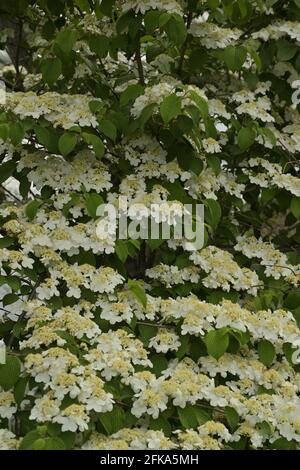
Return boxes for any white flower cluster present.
[121,0,183,15]
[231,89,274,123]
[146,263,200,287]
[252,21,300,42]
[148,328,181,353]
[235,234,300,281]
[245,158,300,197]
[190,246,259,294]
[5,92,101,129]
[0,389,17,419]
[189,21,242,49]
[131,82,175,118]
[84,329,152,381]
[17,150,112,194]
[160,296,300,348]
[0,429,19,450]
[83,428,176,450]
[187,168,245,200]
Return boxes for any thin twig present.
[7,277,42,348]
[135,42,145,86]
[0,184,21,202]
[177,11,193,76]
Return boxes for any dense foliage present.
[0,0,300,451]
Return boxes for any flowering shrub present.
[0,0,300,451]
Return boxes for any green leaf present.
[98,407,125,435]
[59,133,77,156]
[223,45,247,71]
[41,58,62,85]
[205,199,222,229]
[207,155,221,175]
[128,279,147,308]
[189,91,209,119]
[271,437,297,450]
[25,200,42,221]
[144,10,161,33]
[43,437,66,450]
[0,355,21,390]
[0,124,9,140]
[99,0,116,16]
[291,198,300,219]
[163,15,187,45]
[3,293,19,306]
[160,94,181,124]
[35,126,59,153]
[0,160,15,184]
[19,431,43,450]
[284,292,300,310]
[0,237,14,248]
[14,378,28,406]
[139,103,156,129]
[115,240,128,263]
[99,119,117,141]
[178,404,210,429]
[138,324,157,345]
[56,29,77,54]
[204,329,229,360]
[149,416,172,436]
[85,193,104,218]
[9,122,25,145]
[237,127,256,151]
[225,406,239,431]
[5,276,21,292]
[82,133,105,158]
[277,39,298,61]
[120,84,144,107]
[257,340,275,367]
[88,35,109,58]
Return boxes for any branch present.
[0,184,21,202]
[135,42,145,86]
[177,11,193,76]
[14,19,23,89]
[7,277,43,348]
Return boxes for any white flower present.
[53,404,89,432]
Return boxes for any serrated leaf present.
[205,199,222,229]
[160,94,181,124]
[25,200,42,221]
[128,279,147,307]
[189,91,209,119]
[291,198,300,219]
[41,58,62,85]
[14,377,28,406]
[56,29,77,54]
[99,119,117,141]
[205,329,229,360]
[225,406,239,431]
[59,133,77,156]
[85,193,104,218]
[223,45,247,71]
[237,127,255,151]
[88,35,109,58]
[99,407,125,435]
[0,160,15,184]
[115,240,128,263]
[120,84,144,107]
[0,355,21,390]
[82,133,105,158]
[257,340,275,367]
